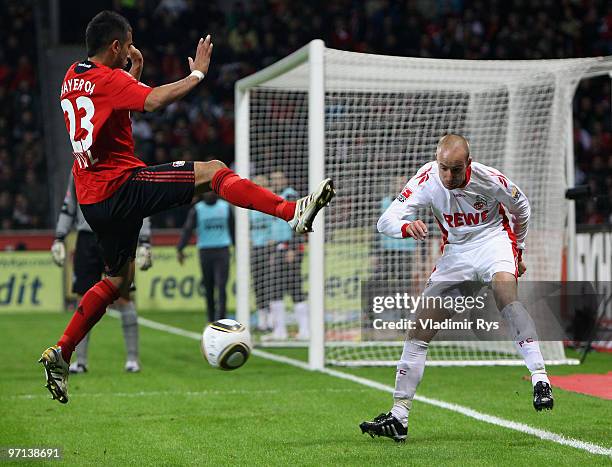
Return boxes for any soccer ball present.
[201,319,251,370]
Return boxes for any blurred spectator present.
[1,0,609,228]
[0,1,47,229]
[0,191,13,226]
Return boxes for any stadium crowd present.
[0,2,47,229]
[1,0,610,229]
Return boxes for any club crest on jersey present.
[511,186,521,200]
[473,195,488,211]
[397,187,412,203]
[172,161,186,168]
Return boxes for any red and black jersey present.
[59,60,153,204]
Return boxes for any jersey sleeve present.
[55,173,77,239]
[107,69,153,112]
[489,170,531,251]
[377,163,432,239]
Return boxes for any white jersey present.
[377,161,530,253]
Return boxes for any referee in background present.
[177,191,234,323]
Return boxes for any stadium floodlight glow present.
[236,42,612,369]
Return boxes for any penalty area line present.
[120,313,612,458]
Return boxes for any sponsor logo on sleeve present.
[397,187,412,203]
[488,169,509,188]
[172,161,186,168]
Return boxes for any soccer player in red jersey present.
[39,11,335,404]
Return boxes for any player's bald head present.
[436,134,470,165]
[436,134,472,190]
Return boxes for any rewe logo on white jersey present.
[443,210,489,227]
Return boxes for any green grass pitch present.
[1,310,610,466]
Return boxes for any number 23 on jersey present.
[61,96,99,168]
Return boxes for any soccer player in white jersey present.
[360,134,553,443]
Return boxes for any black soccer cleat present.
[359,412,407,443]
[533,381,554,411]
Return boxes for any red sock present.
[211,168,296,221]
[57,278,119,362]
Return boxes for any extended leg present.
[68,293,90,374]
[39,260,133,404]
[194,160,335,233]
[360,302,448,442]
[493,272,553,411]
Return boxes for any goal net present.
[236,40,610,367]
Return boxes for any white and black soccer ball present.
[201,319,251,370]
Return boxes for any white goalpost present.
[235,40,612,369]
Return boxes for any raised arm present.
[144,35,213,112]
[127,45,143,81]
[377,164,432,240]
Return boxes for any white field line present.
[110,313,611,458]
[12,387,369,400]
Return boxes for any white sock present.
[294,301,309,339]
[112,300,139,362]
[500,301,549,386]
[391,339,429,426]
[257,308,269,330]
[269,300,287,339]
[75,332,90,366]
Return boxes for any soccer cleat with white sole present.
[124,360,141,373]
[38,345,69,404]
[288,178,335,234]
[359,412,407,443]
[533,381,554,411]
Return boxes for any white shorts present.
[429,236,517,284]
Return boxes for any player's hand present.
[51,239,65,267]
[136,243,152,271]
[518,261,526,277]
[128,45,143,65]
[405,220,428,241]
[177,249,185,265]
[188,35,213,75]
